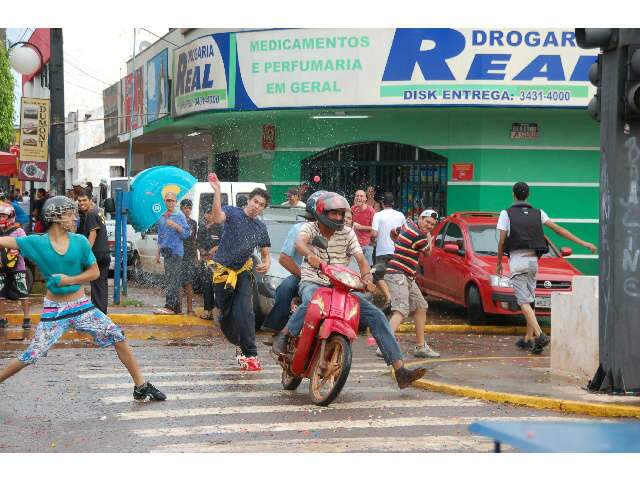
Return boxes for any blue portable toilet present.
[128,166,197,232]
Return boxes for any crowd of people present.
[0,174,599,400]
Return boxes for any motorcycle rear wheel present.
[309,334,352,406]
[281,367,303,390]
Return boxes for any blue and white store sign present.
[233,28,599,109]
[172,34,232,117]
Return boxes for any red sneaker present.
[242,356,263,372]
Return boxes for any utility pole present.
[49,28,65,195]
[576,28,640,394]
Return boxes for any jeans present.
[214,271,257,357]
[199,263,216,311]
[362,245,374,266]
[163,253,183,313]
[286,281,403,366]
[263,274,300,331]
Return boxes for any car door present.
[438,221,468,303]
[419,222,447,297]
[137,224,163,274]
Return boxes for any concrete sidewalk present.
[398,332,640,419]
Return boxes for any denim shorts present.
[19,297,126,364]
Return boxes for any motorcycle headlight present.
[490,275,512,288]
[263,275,283,291]
[331,269,364,290]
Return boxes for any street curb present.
[397,324,551,335]
[400,358,640,419]
[6,313,550,333]
[5,313,213,327]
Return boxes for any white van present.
[135,181,267,275]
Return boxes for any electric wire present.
[139,28,180,48]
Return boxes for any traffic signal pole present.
[577,29,640,394]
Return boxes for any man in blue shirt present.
[154,191,191,315]
[209,173,271,371]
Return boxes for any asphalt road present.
[0,331,591,453]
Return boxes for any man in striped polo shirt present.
[381,209,441,359]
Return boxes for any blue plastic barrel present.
[128,166,197,232]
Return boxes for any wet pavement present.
[1,325,637,453]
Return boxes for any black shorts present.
[0,271,29,300]
[181,256,197,286]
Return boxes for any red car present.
[415,212,581,324]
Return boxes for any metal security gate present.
[301,142,448,219]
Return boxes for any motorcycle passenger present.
[271,192,428,389]
[262,191,326,333]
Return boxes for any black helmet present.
[313,192,350,231]
[43,196,78,229]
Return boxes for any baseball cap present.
[420,209,439,220]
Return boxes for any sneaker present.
[271,333,289,357]
[133,381,167,401]
[515,338,533,350]
[395,366,428,389]
[0,318,7,328]
[22,318,31,330]
[530,333,550,355]
[413,343,441,358]
[235,346,247,367]
[375,347,384,358]
[242,356,263,372]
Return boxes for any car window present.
[261,220,298,253]
[467,225,558,258]
[468,226,499,256]
[434,223,446,248]
[443,222,465,253]
[236,193,250,208]
[199,193,228,220]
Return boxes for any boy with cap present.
[375,208,440,359]
[154,191,191,315]
[497,182,597,354]
[0,196,165,401]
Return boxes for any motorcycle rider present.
[272,192,428,389]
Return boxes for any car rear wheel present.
[466,284,487,325]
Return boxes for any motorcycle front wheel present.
[309,334,352,406]
[281,367,303,390]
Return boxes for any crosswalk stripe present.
[116,398,484,420]
[74,362,389,372]
[90,379,281,389]
[75,361,388,371]
[78,367,389,379]
[100,387,418,404]
[150,435,500,453]
[133,415,586,438]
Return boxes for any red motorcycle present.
[273,238,366,406]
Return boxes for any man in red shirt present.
[351,190,375,265]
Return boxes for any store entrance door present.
[301,142,448,219]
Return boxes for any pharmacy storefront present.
[144,28,600,273]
